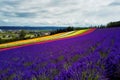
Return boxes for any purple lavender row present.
[0,27,120,80]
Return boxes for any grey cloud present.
[2,1,20,5]
[15,12,36,18]
[0,20,15,26]
[0,0,21,8]
[1,11,36,18]
[109,2,120,6]
[0,0,120,26]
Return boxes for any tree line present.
[50,27,74,35]
[92,21,120,28]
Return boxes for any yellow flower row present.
[0,29,88,49]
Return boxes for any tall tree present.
[19,30,26,39]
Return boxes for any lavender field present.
[0,28,120,80]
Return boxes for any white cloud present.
[0,0,120,26]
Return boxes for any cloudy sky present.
[0,0,120,27]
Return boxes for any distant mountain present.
[0,26,66,31]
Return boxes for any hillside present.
[0,28,94,50]
[0,27,120,80]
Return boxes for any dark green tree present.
[66,26,74,31]
[0,38,2,44]
[50,26,75,35]
[19,30,26,39]
[107,21,120,27]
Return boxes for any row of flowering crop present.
[0,28,119,80]
[0,29,88,49]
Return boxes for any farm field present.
[0,27,120,80]
[0,29,93,49]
